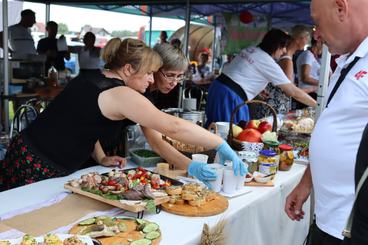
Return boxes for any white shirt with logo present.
[310,36,368,239]
[222,46,290,100]
[296,49,321,89]
[8,24,36,59]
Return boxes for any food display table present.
[0,162,310,245]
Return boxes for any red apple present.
[246,120,259,130]
[258,121,272,134]
[236,128,262,143]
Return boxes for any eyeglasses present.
[159,70,185,83]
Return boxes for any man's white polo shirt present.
[310,36,368,239]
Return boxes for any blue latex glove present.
[188,161,217,188]
[216,141,247,176]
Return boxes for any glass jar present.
[238,151,258,173]
[279,144,294,171]
[263,140,280,154]
[258,150,278,175]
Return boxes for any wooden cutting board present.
[64,184,169,213]
[69,218,161,245]
[245,179,274,187]
[161,193,228,217]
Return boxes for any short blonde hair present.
[290,25,310,39]
[102,38,162,75]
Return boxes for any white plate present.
[1,234,94,245]
[220,187,252,198]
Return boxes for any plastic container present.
[258,150,278,175]
[129,148,162,168]
[238,151,258,173]
[279,144,294,171]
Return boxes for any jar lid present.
[259,149,277,157]
[279,144,293,151]
[263,140,280,147]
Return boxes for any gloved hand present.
[188,161,217,188]
[216,141,247,176]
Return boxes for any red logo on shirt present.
[355,70,367,80]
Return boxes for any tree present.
[58,23,69,35]
[111,30,138,38]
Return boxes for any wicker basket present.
[162,135,216,162]
[227,100,278,151]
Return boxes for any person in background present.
[295,37,323,103]
[285,1,368,244]
[37,21,70,74]
[0,9,37,59]
[170,38,182,49]
[158,31,168,45]
[205,29,316,128]
[261,25,312,115]
[77,32,103,75]
[0,38,246,191]
[192,52,215,85]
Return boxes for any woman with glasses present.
[0,38,246,191]
[142,43,187,108]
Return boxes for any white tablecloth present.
[0,163,310,245]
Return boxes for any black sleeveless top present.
[23,73,130,173]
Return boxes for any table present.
[0,163,310,245]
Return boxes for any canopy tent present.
[18,1,313,28]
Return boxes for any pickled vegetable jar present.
[258,150,278,175]
[279,144,294,171]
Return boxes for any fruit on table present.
[236,128,262,142]
[258,121,272,134]
[245,120,260,130]
[261,131,278,143]
[232,125,243,138]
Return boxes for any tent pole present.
[315,44,331,120]
[211,15,216,71]
[2,0,9,133]
[179,0,191,109]
[148,6,152,47]
[46,3,50,26]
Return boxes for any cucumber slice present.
[142,223,159,233]
[136,223,146,231]
[136,219,147,225]
[79,217,96,225]
[130,239,151,245]
[145,231,160,240]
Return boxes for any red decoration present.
[239,10,253,24]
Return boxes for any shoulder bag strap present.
[342,166,368,238]
[326,56,360,108]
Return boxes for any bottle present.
[47,66,58,87]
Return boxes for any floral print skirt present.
[0,134,66,191]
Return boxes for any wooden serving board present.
[69,218,161,245]
[161,193,228,217]
[245,179,274,187]
[64,184,169,213]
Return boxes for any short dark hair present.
[46,21,58,28]
[258,29,290,56]
[21,9,35,17]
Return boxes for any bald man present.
[285,0,368,244]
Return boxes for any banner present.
[222,13,268,55]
